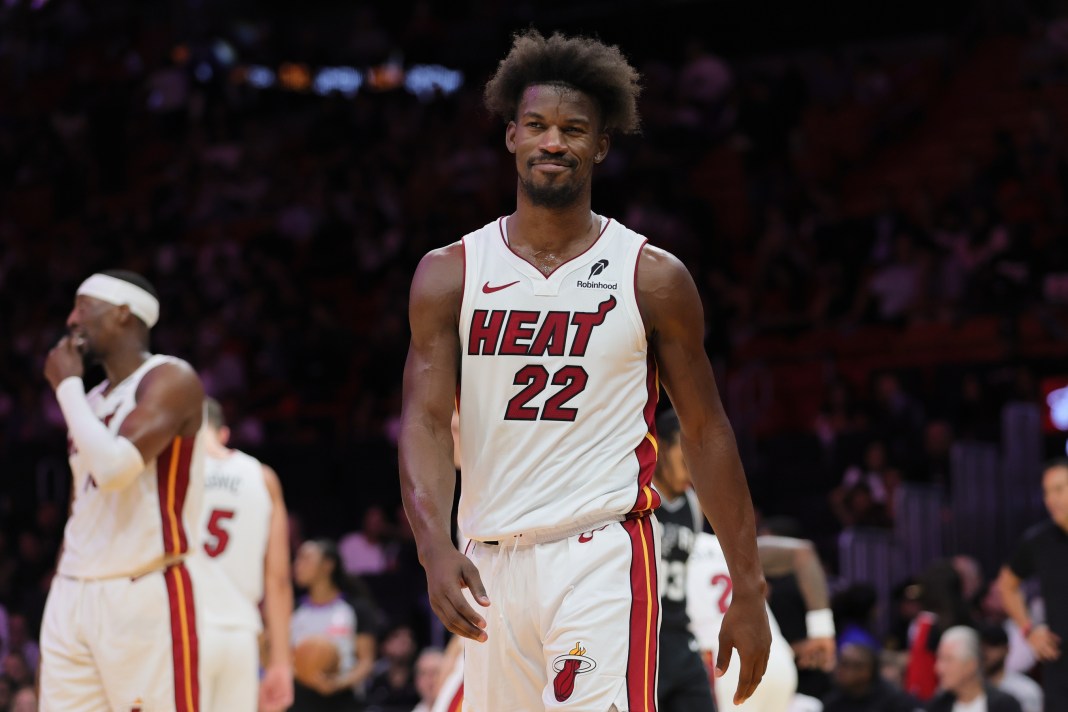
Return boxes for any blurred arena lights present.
[404,64,464,102]
[244,65,276,89]
[313,67,363,97]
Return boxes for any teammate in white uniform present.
[40,270,206,712]
[400,30,771,712]
[192,398,293,712]
[688,532,836,712]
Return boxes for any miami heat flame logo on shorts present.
[552,642,597,702]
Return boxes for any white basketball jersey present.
[457,215,660,540]
[59,355,206,579]
[194,448,271,631]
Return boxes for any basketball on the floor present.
[294,635,340,685]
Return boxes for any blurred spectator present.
[409,647,443,712]
[904,561,974,701]
[11,685,37,712]
[909,419,953,490]
[4,614,38,678]
[849,233,931,326]
[831,480,894,530]
[867,373,925,468]
[952,555,986,621]
[365,625,420,712]
[1,650,32,691]
[822,642,919,712]
[833,583,882,652]
[340,506,395,577]
[978,624,1042,712]
[978,579,1036,676]
[927,626,1021,712]
[0,676,12,711]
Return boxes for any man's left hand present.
[716,592,772,705]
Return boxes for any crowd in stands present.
[4,0,1068,710]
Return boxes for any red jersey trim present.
[157,436,195,556]
[631,353,661,513]
[624,516,660,712]
[165,563,200,712]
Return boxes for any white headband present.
[76,274,160,328]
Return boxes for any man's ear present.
[505,121,518,154]
[594,132,610,163]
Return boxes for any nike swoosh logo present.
[482,280,520,294]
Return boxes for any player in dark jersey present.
[654,409,718,711]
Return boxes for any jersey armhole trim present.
[627,238,650,345]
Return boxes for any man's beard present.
[519,171,587,209]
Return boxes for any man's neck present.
[954,677,985,703]
[986,665,1005,685]
[508,199,597,256]
[203,436,230,459]
[103,344,151,391]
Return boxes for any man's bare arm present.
[757,536,830,611]
[638,246,770,703]
[122,362,205,455]
[259,465,294,712]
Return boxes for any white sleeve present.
[56,377,145,491]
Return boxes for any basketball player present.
[687,533,819,712]
[399,30,771,712]
[40,270,205,711]
[192,398,293,712]
[655,408,835,712]
[653,409,720,712]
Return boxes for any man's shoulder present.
[141,354,201,386]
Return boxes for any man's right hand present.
[1028,624,1062,661]
[424,545,490,642]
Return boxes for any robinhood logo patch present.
[578,259,616,289]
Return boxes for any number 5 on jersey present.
[204,508,235,557]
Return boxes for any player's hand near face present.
[716,593,772,704]
[45,336,85,389]
[424,545,490,642]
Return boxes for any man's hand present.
[258,662,293,712]
[45,336,84,389]
[716,592,772,705]
[792,637,836,672]
[1028,624,1062,661]
[424,545,490,642]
